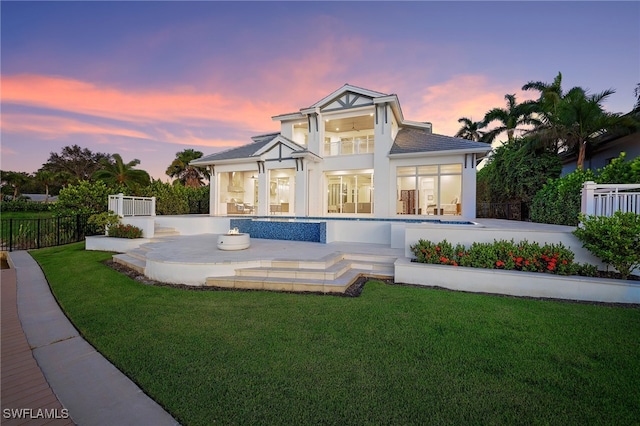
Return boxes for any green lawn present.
[32,243,640,426]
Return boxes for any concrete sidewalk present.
[4,251,179,426]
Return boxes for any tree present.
[1,171,31,199]
[42,145,111,182]
[92,153,150,193]
[455,117,488,142]
[483,94,538,144]
[553,87,635,170]
[165,149,207,187]
[477,138,561,207]
[52,180,111,216]
[34,170,56,202]
[523,74,638,169]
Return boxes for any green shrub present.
[141,180,189,215]
[88,211,121,234]
[573,212,640,279]
[0,200,52,212]
[596,152,640,184]
[530,152,639,226]
[107,223,143,239]
[52,180,112,217]
[531,168,595,226]
[410,239,577,276]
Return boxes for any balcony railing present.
[108,193,156,217]
[581,181,640,217]
[324,135,374,156]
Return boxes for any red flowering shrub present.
[410,238,583,276]
[107,223,143,239]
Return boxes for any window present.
[326,172,373,214]
[396,164,462,215]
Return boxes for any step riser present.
[113,257,145,274]
[236,262,389,280]
[205,278,354,294]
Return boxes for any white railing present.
[108,193,156,217]
[581,181,640,217]
[323,135,374,156]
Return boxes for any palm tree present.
[455,117,488,142]
[483,94,538,144]
[93,154,151,192]
[166,149,207,187]
[552,87,636,170]
[1,171,31,200]
[34,170,56,203]
[522,72,564,117]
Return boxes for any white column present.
[295,168,308,217]
[208,167,217,216]
[373,103,391,217]
[581,181,596,216]
[461,154,477,219]
[257,172,269,216]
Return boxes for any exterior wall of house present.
[389,153,474,218]
[201,87,485,219]
[373,103,394,217]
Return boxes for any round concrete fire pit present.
[217,233,250,250]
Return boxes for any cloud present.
[406,74,538,138]
[1,74,280,133]
[2,112,151,140]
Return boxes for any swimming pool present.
[230,216,475,244]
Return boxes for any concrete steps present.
[112,253,146,273]
[152,226,180,239]
[206,253,395,294]
[112,246,150,273]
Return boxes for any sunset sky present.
[2,1,638,181]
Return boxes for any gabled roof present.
[306,84,390,110]
[190,133,314,165]
[190,133,279,165]
[390,127,492,156]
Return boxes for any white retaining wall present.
[395,258,640,304]
[154,215,231,235]
[86,235,150,252]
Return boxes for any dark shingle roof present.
[192,133,279,164]
[390,128,491,155]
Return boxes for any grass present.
[32,243,640,425]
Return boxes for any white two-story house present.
[191,84,491,219]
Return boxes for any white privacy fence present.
[108,193,156,217]
[581,181,640,217]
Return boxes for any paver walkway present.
[2,251,179,426]
[1,267,73,426]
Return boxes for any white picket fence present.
[581,181,640,217]
[108,193,156,217]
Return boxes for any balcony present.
[323,135,374,156]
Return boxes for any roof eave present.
[388,147,491,158]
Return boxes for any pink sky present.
[2,2,638,181]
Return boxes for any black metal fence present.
[0,214,101,252]
[187,198,209,214]
[476,202,531,221]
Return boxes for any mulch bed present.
[104,260,638,307]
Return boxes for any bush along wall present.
[410,239,599,277]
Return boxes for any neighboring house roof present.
[389,127,492,156]
[21,194,58,202]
